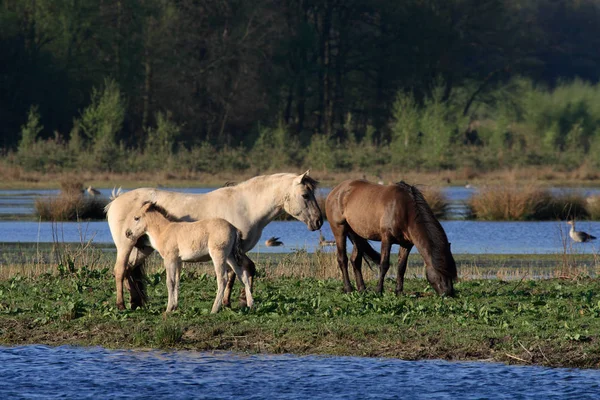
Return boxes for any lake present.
[1,187,600,254]
[1,345,599,399]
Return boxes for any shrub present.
[78,78,126,171]
[35,181,107,221]
[419,186,450,219]
[468,185,550,221]
[18,105,43,154]
[144,111,180,169]
[250,123,303,171]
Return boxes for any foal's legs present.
[165,258,181,312]
[395,244,413,295]
[223,254,255,308]
[211,255,230,314]
[376,236,393,294]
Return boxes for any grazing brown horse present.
[325,179,457,296]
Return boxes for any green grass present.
[1,252,599,368]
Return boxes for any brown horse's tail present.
[349,233,381,270]
[232,229,245,266]
[126,260,148,308]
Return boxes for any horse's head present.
[425,242,457,297]
[125,202,154,241]
[283,170,323,231]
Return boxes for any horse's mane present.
[141,201,180,222]
[302,175,319,192]
[233,173,319,193]
[395,181,456,279]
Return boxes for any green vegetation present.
[8,78,600,176]
[3,1,600,177]
[1,248,599,368]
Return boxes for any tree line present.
[2,0,600,171]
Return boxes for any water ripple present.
[1,346,599,399]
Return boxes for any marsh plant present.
[35,181,107,221]
[468,186,591,221]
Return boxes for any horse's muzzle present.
[125,229,133,239]
[310,216,323,231]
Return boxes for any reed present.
[419,186,449,219]
[468,185,546,220]
[469,185,593,221]
[34,181,107,221]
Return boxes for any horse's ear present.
[294,170,310,185]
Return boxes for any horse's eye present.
[134,216,140,221]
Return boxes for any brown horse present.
[325,179,456,296]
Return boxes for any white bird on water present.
[567,220,596,243]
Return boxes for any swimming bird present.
[318,230,336,247]
[265,236,284,247]
[567,220,596,243]
[87,186,101,196]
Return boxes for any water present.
[0,219,599,255]
[0,345,598,399]
[2,187,600,254]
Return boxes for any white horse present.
[105,171,323,310]
[126,202,253,313]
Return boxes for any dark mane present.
[303,175,319,192]
[395,181,456,279]
[141,201,180,222]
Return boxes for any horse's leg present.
[126,245,154,310]
[227,255,254,309]
[211,255,229,313]
[332,224,352,293]
[376,237,393,294]
[395,244,413,295]
[114,240,136,310]
[165,258,179,312]
[223,254,255,307]
[173,260,182,310]
[349,242,366,292]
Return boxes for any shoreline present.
[1,266,599,369]
[3,166,600,190]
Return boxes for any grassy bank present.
[1,249,599,369]
[3,164,600,191]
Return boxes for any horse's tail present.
[126,258,148,307]
[348,233,380,271]
[104,186,123,214]
[110,186,123,201]
[232,229,245,266]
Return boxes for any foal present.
[125,202,254,313]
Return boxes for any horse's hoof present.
[117,303,126,311]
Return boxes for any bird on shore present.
[318,230,336,247]
[265,236,284,247]
[567,220,596,243]
[86,186,101,196]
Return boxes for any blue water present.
[1,219,599,255]
[2,187,600,254]
[0,345,598,399]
